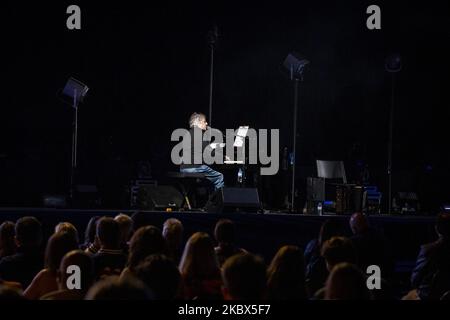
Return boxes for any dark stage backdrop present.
[1,1,449,211]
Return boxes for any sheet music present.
[209,142,226,149]
[224,160,244,164]
[234,126,249,147]
[208,126,249,148]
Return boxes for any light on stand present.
[385,53,401,214]
[61,77,89,206]
[282,52,310,212]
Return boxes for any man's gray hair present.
[189,112,206,128]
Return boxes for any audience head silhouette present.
[134,254,181,300]
[0,221,16,258]
[114,213,133,246]
[163,218,184,260]
[214,219,236,245]
[179,232,220,281]
[55,222,79,244]
[325,262,372,300]
[15,216,42,249]
[267,245,306,299]
[84,216,101,247]
[350,213,369,235]
[45,231,79,273]
[321,236,357,271]
[96,217,121,250]
[128,225,166,271]
[436,212,450,239]
[222,253,266,300]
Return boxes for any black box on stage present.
[220,187,261,212]
[336,185,363,214]
[306,177,363,214]
[306,177,325,214]
[306,177,325,202]
[70,185,101,208]
[137,185,184,210]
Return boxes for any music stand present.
[234,126,249,148]
[316,160,347,184]
[61,77,89,204]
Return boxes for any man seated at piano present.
[179,112,225,191]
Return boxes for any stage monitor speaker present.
[220,187,261,213]
[42,194,67,208]
[336,185,364,214]
[137,185,184,210]
[73,185,100,208]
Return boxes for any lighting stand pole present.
[70,89,78,203]
[207,26,218,126]
[387,73,395,215]
[291,78,300,212]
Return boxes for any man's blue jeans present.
[180,165,224,191]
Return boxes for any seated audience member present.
[120,225,166,280]
[134,254,181,300]
[0,221,16,260]
[82,216,101,254]
[24,231,78,299]
[222,253,267,300]
[304,219,343,297]
[311,236,357,299]
[85,276,153,300]
[349,213,394,279]
[41,250,94,300]
[92,217,127,279]
[114,213,133,254]
[267,245,307,299]
[163,218,184,264]
[322,237,357,273]
[0,217,44,288]
[0,284,25,300]
[214,219,246,267]
[410,212,450,300]
[179,232,222,300]
[324,262,372,300]
[55,222,79,244]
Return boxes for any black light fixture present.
[282,52,310,212]
[385,53,402,73]
[283,52,310,80]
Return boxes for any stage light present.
[283,52,310,80]
[385,53,402,73]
